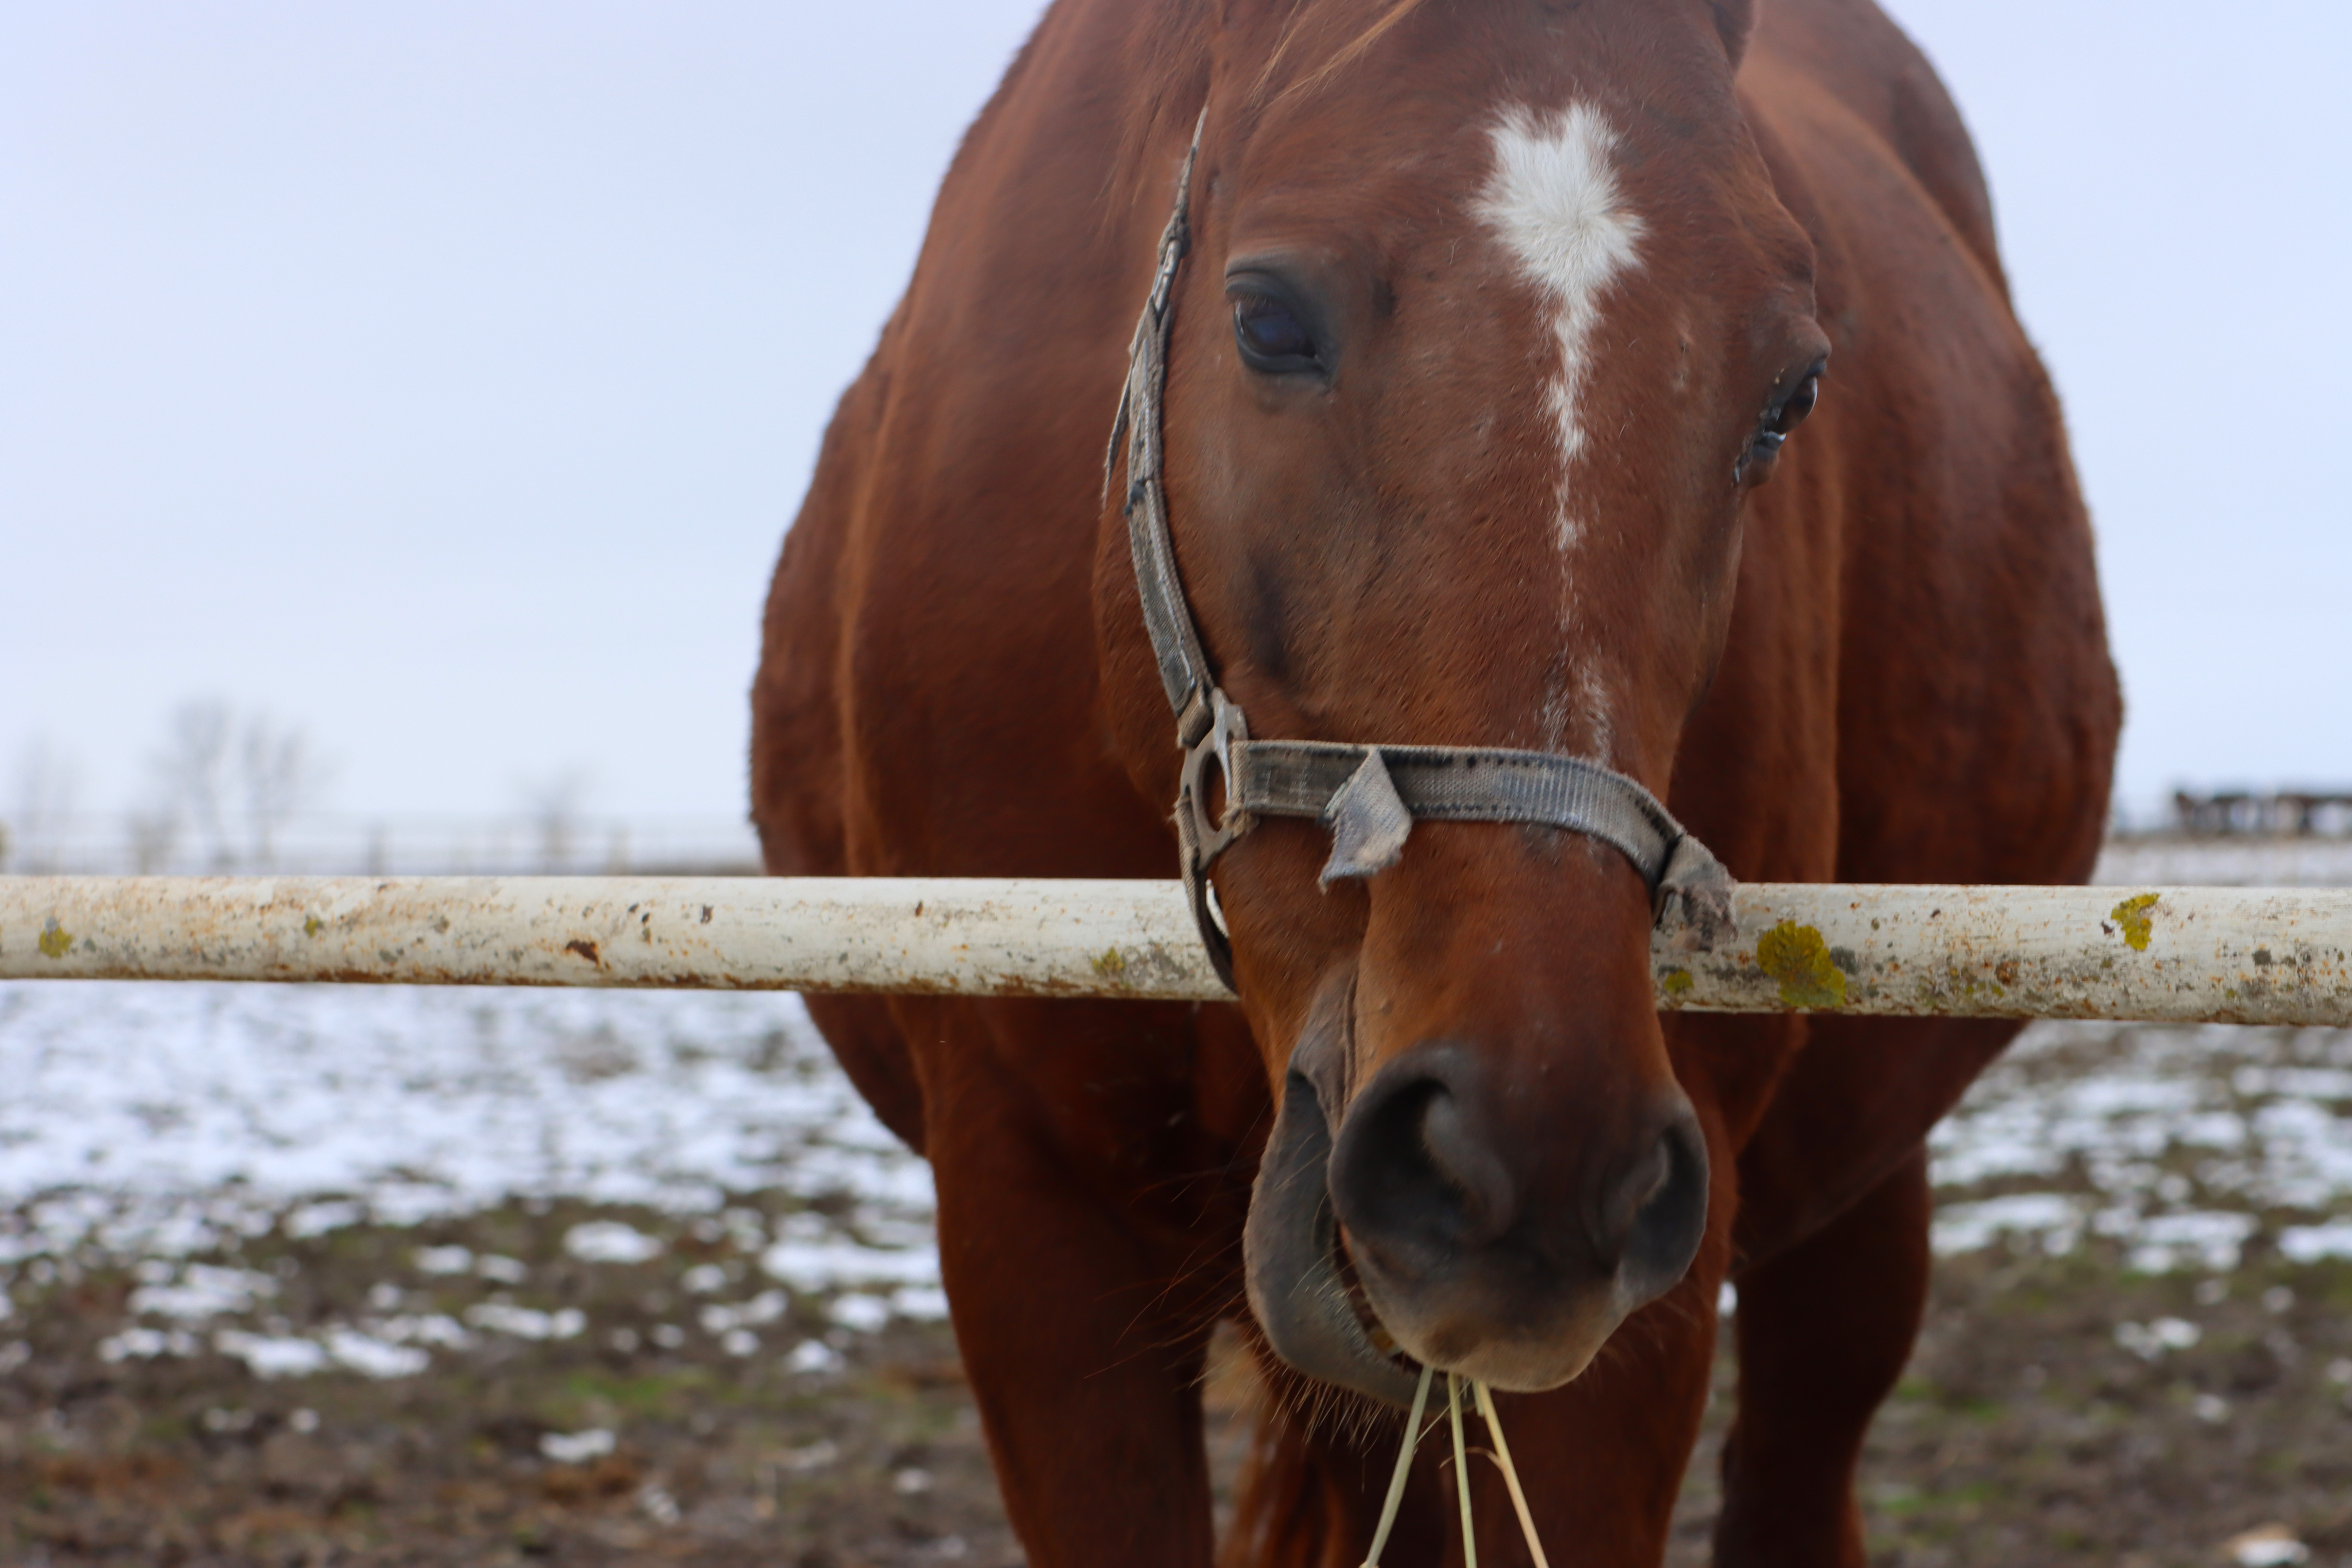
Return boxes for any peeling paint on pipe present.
[1,877,2346,1025]
[0,877,1214,1002]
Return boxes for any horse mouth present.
[1241,1000,1426,1408]
[1328,1220,1407,1354]
[1333,1230,1406,1357]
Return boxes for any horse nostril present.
[1414,1086,1517,1242]
[1329,1049,1518,1255]
[1607,1101,1709,1306]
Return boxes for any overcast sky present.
[4,1,2347,825]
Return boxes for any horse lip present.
[1243,1045,1423,1410]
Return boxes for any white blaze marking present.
[1477,102,1646,529]
[1475,102,1644,752]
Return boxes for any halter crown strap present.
[1112,113,1736,989]
[1108,116,1219,748]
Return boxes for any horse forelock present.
[1243,0,1440,112]
[1100,0,1437,231]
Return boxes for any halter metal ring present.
[1179,689,1252,868]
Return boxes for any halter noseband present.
[1109,116,1737,989]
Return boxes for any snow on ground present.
[0,984,932,1283]
[2092,835,2352,888]
[1930,1020,2352,1267]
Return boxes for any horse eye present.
[1768,372,1821,437]
[1233,293,1317,369]
[1737,368,1824,484]
[1745,371,1822,463]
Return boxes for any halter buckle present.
[1179,688,1253,867]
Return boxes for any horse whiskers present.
[1257,1352,1396,1451]
[1587,1273,1717,1380]
[1584,1325,1640,1384]
[1121,1241,1247,1341]
[1575,1280,1695,1381]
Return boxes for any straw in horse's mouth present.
[1335,1280,1557,1568]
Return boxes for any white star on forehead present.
[1475,101,1644,757]
[1476,100,1645,545]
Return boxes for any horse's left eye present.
[1767,371,1821,438]
[1233,293,1318,371]
[1741,368,1824,480]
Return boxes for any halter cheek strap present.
[1109,114,1737,990]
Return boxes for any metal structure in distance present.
[2,875,2347,1027]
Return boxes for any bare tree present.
[518,769,593,873]
[148,701,235,868]
[144,701,331,870]
[5,738,87,873]
[126,809,180,875]
[239,715,326,868]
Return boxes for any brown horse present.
[751,0,2120,1562]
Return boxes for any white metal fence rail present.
[3,876,2347,1026]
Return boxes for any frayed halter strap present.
[1108,113,1736,988]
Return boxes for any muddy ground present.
[4,1009,2350,1566]
[4,1204,2348,1567]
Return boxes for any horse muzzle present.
[1242,987,1709,1405]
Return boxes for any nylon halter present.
[1108,115,1736,988]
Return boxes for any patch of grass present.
[557,1367,705,1416]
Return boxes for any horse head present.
[1096,0,1828,1402]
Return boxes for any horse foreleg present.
[925,1077,1221,1566]
[1711,1146,1931,1568]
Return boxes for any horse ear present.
[1706,0,1757,67]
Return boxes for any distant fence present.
[3,876,2347,1027]
[7,799,2343,877]
[0,814,762,879]
[2173,790,2352,838]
